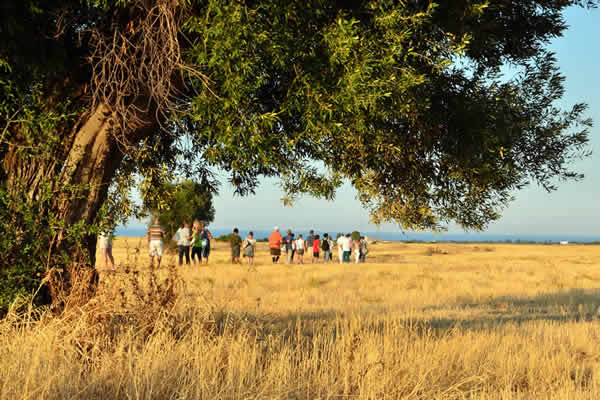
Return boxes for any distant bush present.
[215,233,235,242]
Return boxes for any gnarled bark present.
[3,103,156,308]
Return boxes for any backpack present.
[200,230,209,248]
[243,240,254,257]
[321,239,330,251]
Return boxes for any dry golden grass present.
[3,239,600,399]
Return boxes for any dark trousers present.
[343,251,351,263]
[178,246,190,265]
[191,247,202,262]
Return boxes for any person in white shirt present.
[342,234,352,263]
[336,233,344,264]
[174,221,191,265]
[295,234,306,264]
[98,216,115,271]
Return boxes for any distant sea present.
[115,227,600,243]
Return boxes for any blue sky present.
[127,6,600,236]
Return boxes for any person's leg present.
[355,249,360,263]
[103,248,109,269]
[107,248,115,270]
[338,248,343,264]
[184,246,190,264]
[178,246,184,265]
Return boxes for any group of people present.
[97,216,369,270]
[172,218,214,266]
[267,227,368,265]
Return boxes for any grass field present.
[3,239,600,399]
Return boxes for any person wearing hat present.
[269,226,283,264]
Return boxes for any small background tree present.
[144,180,216,241]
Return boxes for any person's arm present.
[206,230,213,240]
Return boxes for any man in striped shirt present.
[147,216,165,267]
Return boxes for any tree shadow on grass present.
[412,288,600,332]
[237,288,600,342]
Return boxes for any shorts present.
[149,240,163,257]
[270,247,281,256]
[231,247,241,258]
[296,249,304,255]
[313,251,319,258]
[202,247,210,258]
[98,238,112,249]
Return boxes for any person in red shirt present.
[312,234,320,264]
[268,226,283,264]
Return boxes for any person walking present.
[295,234,306,264]
[199,221,213,264]
[174,221,191,266]
[284,229,295,264]
[230,228,242,264]
[190,220,203,265]
[312,234,320,263]
[321,233,331,264]
[306,230,315,259]
[243,231,256,265]
[328,235,334,261]
[269,226,283,263]
[99,216,115,271]
[342,233,352,263]
[336,233,344,264]
[354,235,361,264]
[147,216,165,268]
[359,236,368,263]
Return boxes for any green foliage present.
[215,233,235,243]
[181,0,594,231]
[0,182,102,316]
[144,180,216,240]
[351,231,361,241]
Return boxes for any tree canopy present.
[145,180,216,240]
[0,0,596,306]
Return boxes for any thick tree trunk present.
[3,103,156,308]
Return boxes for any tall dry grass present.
[2,240,600,399]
